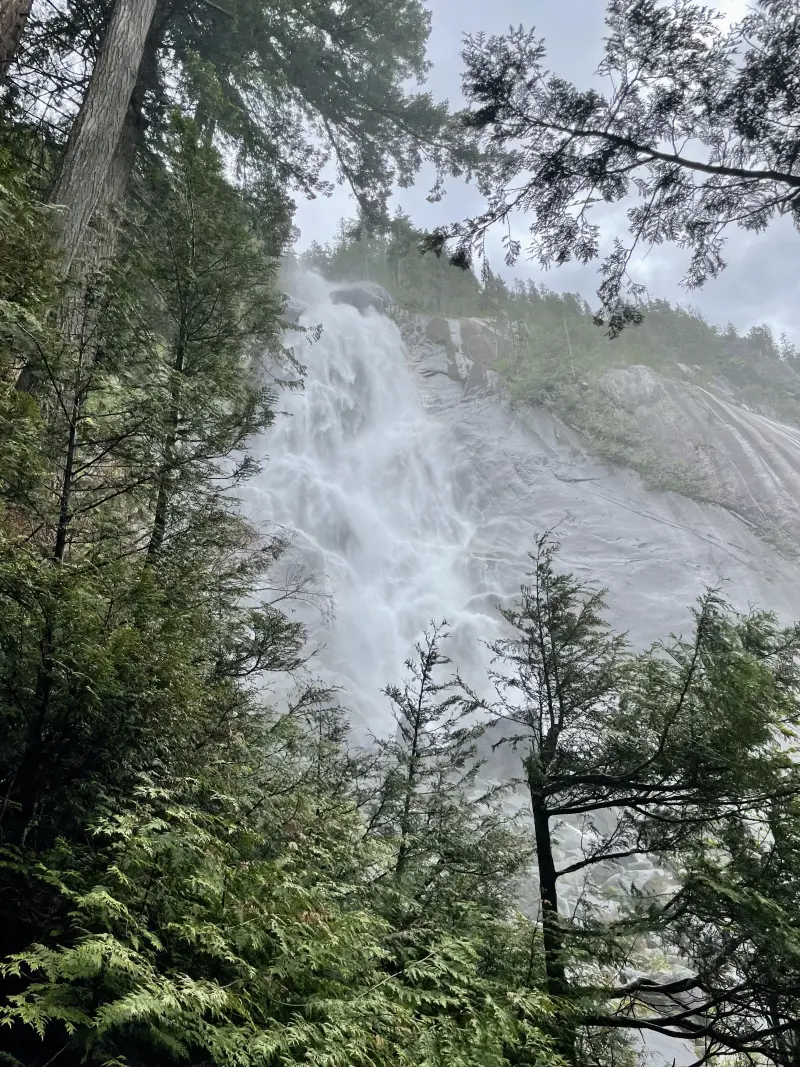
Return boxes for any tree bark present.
[146,328,186,562]
[528,760,576,1065]
[50,0,158,271]
[531,796,566,998]
[0,0,32,80]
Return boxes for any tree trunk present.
[0,0,32,80]
[531,797,566,998]
[395,716,421,879]
[146,331,185,561]
[528,761,576,1065]
[50,0,158,271]
[53,378,84,563]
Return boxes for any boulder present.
[330,282,394,315]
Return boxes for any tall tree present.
[9,0,464,235]
[176,0,463,227]
[435,0,800,335]
[485,535,800,1065]
[49,0,157,268]
[0,0,32,79]
[134,118,291,564]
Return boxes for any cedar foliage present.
[0,121,559,1067]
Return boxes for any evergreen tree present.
[365,623,528,925]
[5,0,463,257]
[434,0,800,334]
[485,534,800,1064]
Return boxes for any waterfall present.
[245,271,500,733]
[245,271,800,731]
[243,272,800,1067]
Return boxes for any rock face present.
[397,309,800,647]
[407,312,800,557]
[330,281,394,315]
[601,364,800,550]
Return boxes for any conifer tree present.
[49,0,158,269]
[486,534,800,1065]
[366,623,527,924]
[436,0,800,334]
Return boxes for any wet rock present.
[283,296,307,324]
[601,364,800,550]
[412,310,800,552]
[330,282,394,314]
[424,316,455,347]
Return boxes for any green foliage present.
[5,0,464,229]
[365,623,533,938]
[0,144,60,517]
[0,740,558,1067]
[2,8,800,1065]
[303,212,485,316]
[0,112,558,1067]
[486,534,800,1063]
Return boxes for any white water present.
[245,272,800,735]
[245,272,501,732]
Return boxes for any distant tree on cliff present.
[434,0,800,336]
[487,534,800,1064]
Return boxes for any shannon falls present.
[248,272,800,724]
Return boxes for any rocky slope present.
[409,309,800,561]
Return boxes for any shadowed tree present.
[485,534,800,1065]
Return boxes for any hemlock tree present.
[360,624,556,1067]
[135,117,292,563]
[485,535,800,1065]
[365,623,528,923]
[178,0,465,228]
[436,0,800,335]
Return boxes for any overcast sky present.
[293,0,800,341]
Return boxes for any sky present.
[292,0,800,341]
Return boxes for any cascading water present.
[245,270,800,731]
[245,271,502,733]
